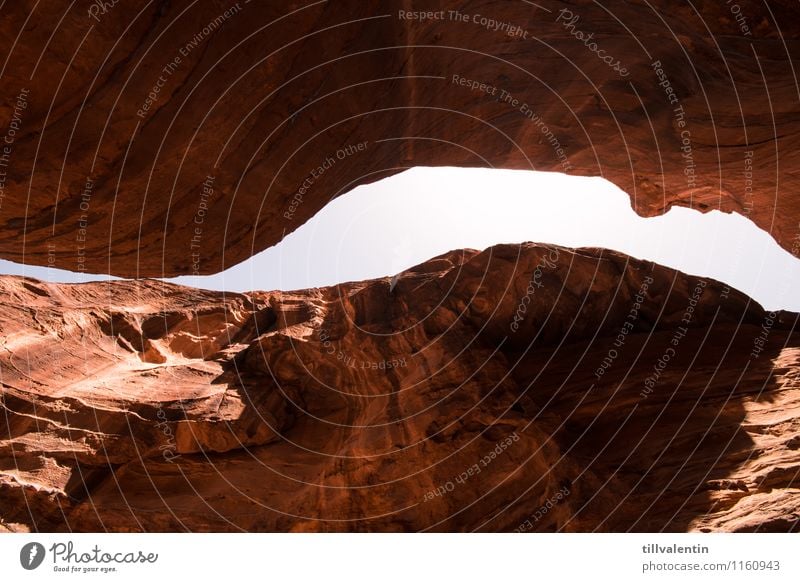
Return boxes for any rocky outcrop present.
[1,244,798,532]
[0,1,799,276]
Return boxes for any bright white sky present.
[2,167,798,311]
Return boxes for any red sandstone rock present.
[1,244,798,532]
[0,2,798,276]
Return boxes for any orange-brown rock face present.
[0,2,799,276]
[1,244,798,532]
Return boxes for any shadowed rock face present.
[0,1,799,276]
[1,244,798,532]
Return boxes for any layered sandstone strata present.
[0,1,798,276]
[1,244,798,532]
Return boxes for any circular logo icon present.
[20,542,46,570]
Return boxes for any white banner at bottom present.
[1,533,797,581]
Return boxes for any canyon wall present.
[1,244,798,532]
[0,1,798,276]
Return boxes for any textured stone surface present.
[1,244,798,532]
[0,1,799,276]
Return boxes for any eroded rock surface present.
[1,244,798,532]
[0,1,798,276]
